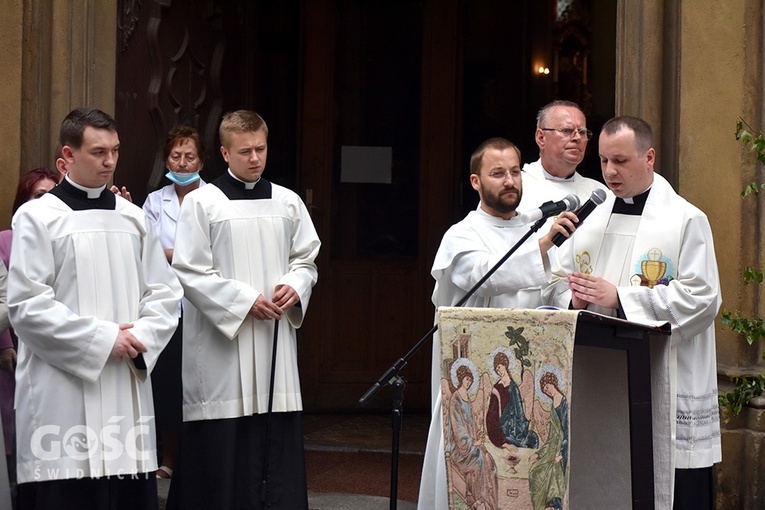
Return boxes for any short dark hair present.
[164,125,207,164]
[470,138,521,175]
[12,167,60,214]
[601,116,654,153]
[59,107,117,150]
[536,100,584,129]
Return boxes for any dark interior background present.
[115,0,615,412]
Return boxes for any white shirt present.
[142,181,206,251]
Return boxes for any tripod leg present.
[389,376,406,510]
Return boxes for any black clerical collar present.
[49,178,116,210]
[612,188,651,215]
[212,171,272,200]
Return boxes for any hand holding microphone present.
[551,188,608,246]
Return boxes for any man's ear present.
[220,145,229,163]
[55,158,67,179]
[534,129,545,150]
[470,173,481,191]
[644,147,656,170]
[61,145,75,163]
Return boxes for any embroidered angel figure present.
[442,359,498,510]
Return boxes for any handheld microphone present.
[551,188,608,246]
[519,194,580,223]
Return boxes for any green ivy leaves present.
[719,119,765,415]
[720,376,765,416]
[736,118,765,195]
[721,311,765,346]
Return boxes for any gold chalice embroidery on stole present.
[640,248,667,288]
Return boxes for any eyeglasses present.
[541,127,593,140]
[486,169,521,180]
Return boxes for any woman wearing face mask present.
[142,125,206,480]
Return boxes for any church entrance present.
[115,0,613,412]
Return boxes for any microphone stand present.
[359,216,548,510]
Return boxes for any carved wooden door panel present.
[115,0,300,206]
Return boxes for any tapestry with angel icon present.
[437,306,579,510]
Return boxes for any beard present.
[481,184,522,215]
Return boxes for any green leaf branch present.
[505,326,532,368]
[720,119,765,415]
[720,375,765,416]
[736,118,765,195]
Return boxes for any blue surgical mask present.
[166,170,201,186]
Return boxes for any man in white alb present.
[169,110,320,510]
[544,116,721,509]
[519,100,606,220]
[417,137,578,509]
[8,107,182,510]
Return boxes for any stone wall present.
[0,0,116,230]
[719,403,765,508]
[0,2,24,229]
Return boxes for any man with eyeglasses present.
[418,137,578,510]
[544,116,721,509]
[520,100,606,223]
